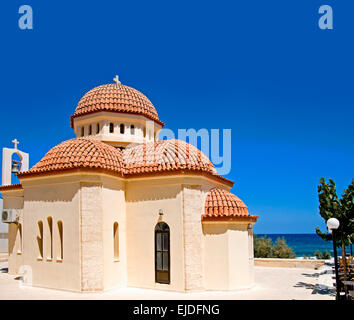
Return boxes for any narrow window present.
[113,222,119,260]
[47,217,53,260]
[143,127,146,138]
[96,123,100,134]
[37,221,43,259]
[81,127,84,137]
[17,223,22,254]
[57,221,63,260]
[120,124,125,134]
[88,125,92,135]
[130,125,135,135]
[109,122,114,133]
[155,222,170,284]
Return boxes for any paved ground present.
[0,253,7,262]
[0,261,335,300]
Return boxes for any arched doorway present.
[155,222,170,284]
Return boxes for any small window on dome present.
[88,125,92,136]
[130,125,135,135]
[96,123,100,134]
[120,124,125,134]
[81,127,84,137]
[143,127,146,138]
[109,123,114,133]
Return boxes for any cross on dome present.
[12,139,19,150]
[113,75,121,85]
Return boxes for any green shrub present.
[314,250,331,259]
[322,250,331,259]
[314,250,322,259]
[254,236,273,258]
[254,236,296,258]
[270,237,296,259]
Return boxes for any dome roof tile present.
[71,83,164,127]
[203,188,258,221]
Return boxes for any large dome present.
[71,83,164,127]
[17,138,233,187]
[18,138,125,177]
[123,139,218,175]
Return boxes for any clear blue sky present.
[0,1,353,233]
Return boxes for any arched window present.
[113,222,119,260]
[37,221,43,259]
[109,123,114,133]
[130,125,135,135]
[88,125,92,135]
[120,124,125,134]
[81,127,84,137]
[46,217,53,260]
[155,222,170,284]
[57,221,63,260]
[96,123,100,134]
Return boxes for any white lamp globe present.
[327,218,340,231]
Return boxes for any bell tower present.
[2,139,29,186]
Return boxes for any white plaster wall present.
[125,179,185,292]
[101,178,127,290]
[73,113,161,147]
[8,173,127,293]
[20,180,81,291]
[3,170,254,293]
[0,197,8,253]
[202,222,255,290]
[2,190,24,272]
[202,223,229,290]
[228,224,254,289]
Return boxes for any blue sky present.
[0,1,353,233]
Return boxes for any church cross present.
[113,75,121,85]
[12,139,19,150]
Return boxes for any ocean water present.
[256,234,352,257]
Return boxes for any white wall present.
[0,197,8,253]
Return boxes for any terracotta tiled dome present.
[19,138,125,177]
[123,139,218,175]
[71,83,163,127]
[17,139,233,187]
[203,188,257,220]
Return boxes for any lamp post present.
[327,218,340,300]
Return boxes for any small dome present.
[71,83,163,127]
[123,139,218,175]
[204,188,257,220]
[19,138,125,177]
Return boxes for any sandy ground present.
[0,261,335,300]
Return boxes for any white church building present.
[0,77,258,292]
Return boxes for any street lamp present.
[327,218,340,300]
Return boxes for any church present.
[0,77,258,292]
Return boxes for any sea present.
[256,234,352,258]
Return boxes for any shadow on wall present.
[126,184,180,203]
[24,182,81,203]
[202,223,246,235]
